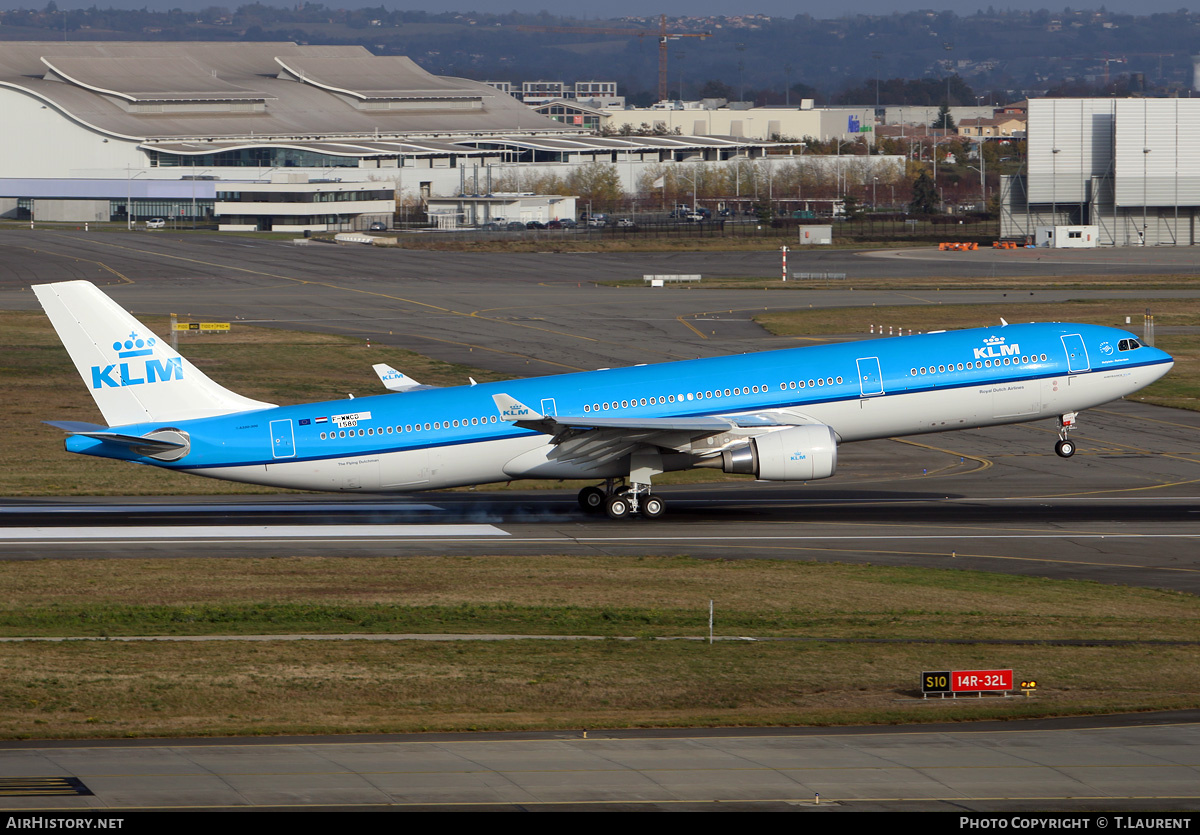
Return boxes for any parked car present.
[546,219,563,229]
[479,222,502,231]
[615,218,635,228]
[505,221,526,231]
[145,218,166,229]
[369,221,388,231]
[558,218,578,229]
[587,217,606,227]
[525,220,546,230]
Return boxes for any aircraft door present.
[1061,334,1091,373]
[856,357,884,397]
[270,419,296,459]
[540,398,558,417]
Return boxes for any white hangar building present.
[0,42,769,231]
[1002,98,1200,247]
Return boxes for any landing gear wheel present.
[615,484,632,495]
[578,486,605,514]
[605,494,632,520]
[642,495,666,519]
[1055,439,1076,458]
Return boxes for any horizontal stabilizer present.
[372,363,434,393]
[44,421,187,451]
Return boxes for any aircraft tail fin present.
[492,393,544,422]
[372,363,434,392]
[34,281,275,427]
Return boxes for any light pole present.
[797,141,806,205]
[125,165,146,230]
[736,43,746,101]
[675,164,700,214]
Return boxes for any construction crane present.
[516,14,711,103]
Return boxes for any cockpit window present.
[1118,339,1142,352]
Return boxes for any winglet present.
[491,393,543,422]
[373,363,423,392]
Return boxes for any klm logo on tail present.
[90,331,183,389]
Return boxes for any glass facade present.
[215,190,392,203]
[109,199,214,221]
[148,148,361,168]
[542,105,601,131]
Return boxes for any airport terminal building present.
[0,42,768,230]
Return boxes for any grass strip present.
[2,640,1197,739]
[1,556,1197,641]
[1,556,1197,738]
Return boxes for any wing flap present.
[489,393,807,469]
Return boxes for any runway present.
[3,230,1199,811]
[2,715,1199,811]
[3,400,1198,593]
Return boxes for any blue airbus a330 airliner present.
[35,280,1173,519]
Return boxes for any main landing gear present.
[1055,412,1079,458]
[577,480,665,520]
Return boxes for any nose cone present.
[1147,347,1173,384]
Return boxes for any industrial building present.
[1002,98,1200,246]
[0,42,769,230]
[604,102,878,144]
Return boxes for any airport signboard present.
[922,669,1013,695]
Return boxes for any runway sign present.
[173,322,230,332]
[922,669,1013,695]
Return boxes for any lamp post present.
[797,141,806,205]
[125,165,146,230]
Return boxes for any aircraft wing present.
[490,394,805,468]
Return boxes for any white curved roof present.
[0,41,572,142]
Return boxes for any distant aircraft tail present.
[34,281,275,427]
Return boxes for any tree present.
[933,104,955,131]
[910,171,938,214]
[566,162,624,211]
[697,80,735,101]
[841,195,862,222]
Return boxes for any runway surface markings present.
[0,241,134,287]
[0,502,444,515]
[34,233,691,366]
[0,525,508,540]
[479,536,1200,576]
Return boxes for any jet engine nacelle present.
[717,424,837,481]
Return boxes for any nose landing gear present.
[1055,412,1078,458]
